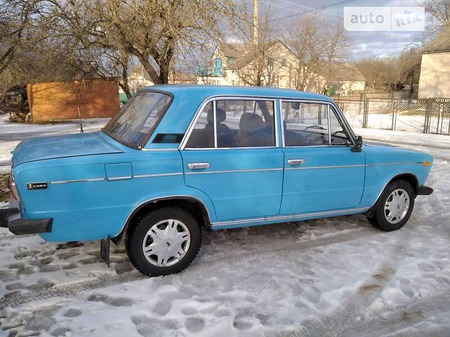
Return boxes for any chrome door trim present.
[366,162,425,167]
[134,172,183,179]
[185,167,282,175]
[285,164,366,171]
[51,178,105,185]
[210,207,371,229]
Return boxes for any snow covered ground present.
[0,113,449,337]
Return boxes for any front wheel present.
[368,180,415,232]
[126,208,202,276]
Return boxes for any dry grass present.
[0,174,10,202]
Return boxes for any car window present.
[326,106,352,146]
[185,99,276,148]
[282,101,351,146]
[104,91,171,148]
[185,102,215,148]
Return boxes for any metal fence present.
[334,96,450,135]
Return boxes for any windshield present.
[103,90,172,148]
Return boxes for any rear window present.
[103,91,172,148]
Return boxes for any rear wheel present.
[368,180,415,232]
[126,208,202,276]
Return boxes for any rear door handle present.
[187,162,211,170]
[288,159,306,166]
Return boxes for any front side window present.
[103,91,172,148]
[185,99,276,148]
[282,101,351,146]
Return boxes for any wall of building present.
[418,53,450,99]
[27,79,120,122]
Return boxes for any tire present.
[126,208,202,276]
[368,180,415,232]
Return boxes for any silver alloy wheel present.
[142,219,191,267]
[384,188,410,224]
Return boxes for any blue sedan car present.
[1,85,433,276]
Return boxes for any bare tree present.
[1,0,102,88]
[355,46,422,93]
[0,0,39,97]
[85,0,240,85]
[238,11,277,86]
[0,1,33,75]
[394,46,422,92]
[355,57,395,91]
[425,0,450,26]
[224,4,285,87]
[2,0,242,95]
[285,13,351,92]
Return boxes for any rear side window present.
[185,99,276,148]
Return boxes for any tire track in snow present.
[300,227,413,336]
[0,226,377,310]
[345,292,450,337]
[198,226,376,267]
[293,292,450,337]
[0,233,33,243]
[0,271,145,310]
[285,223,448,337]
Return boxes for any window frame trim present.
[280,99,355,148]
[102,89,173,149]
[180,95,279,150]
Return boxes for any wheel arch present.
[111,196,212,244]
[386,173,420,196]
[367,172,419,218]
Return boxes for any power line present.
[279,0,340,16]
[267,2,343,22]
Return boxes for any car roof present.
[143,85,334,149]
[144,84,333,102]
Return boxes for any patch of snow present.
[1,118,449,337]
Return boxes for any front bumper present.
[0,208,53,235]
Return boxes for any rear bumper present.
[0,208,53,235]
[417,186,433,196]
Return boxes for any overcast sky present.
[261,0,430,59]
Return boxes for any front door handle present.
[288,159,306,166]
[187,162,211,170]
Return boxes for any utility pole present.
[253,0,258,45]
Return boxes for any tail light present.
[8,174,20,201]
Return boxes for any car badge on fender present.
[27,182,48,190]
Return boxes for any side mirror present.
[352,136,363,152]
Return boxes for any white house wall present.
[418,53,450,99]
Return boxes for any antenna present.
[77,107,84,133]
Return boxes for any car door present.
[181,98,284,223]
[280,100,366,215]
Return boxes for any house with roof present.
[196,42,364,95]
[325,63,366,96]
[418,25,450,99]
[197,41,302,89]
[195,43,244,86]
